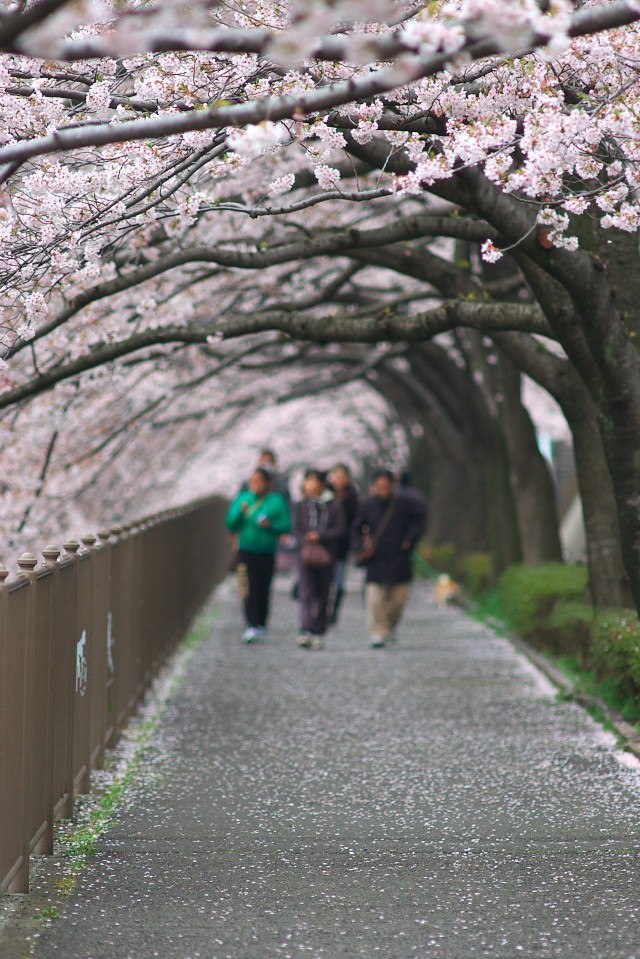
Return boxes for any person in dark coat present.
[327,463,359,624]
[293,468,345,649]
[351,467,428,647]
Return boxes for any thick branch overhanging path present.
[0,43,501,166]
[0,213,494,359]
[0,300,548,410]
[4,0,639,58]
[0,1,639,166]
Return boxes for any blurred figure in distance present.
[225,467,291,643]
[351,467,427,648]
[293,468,345,650]
[327,463,359,624]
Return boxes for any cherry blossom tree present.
[279,337,560,570]
[0,333,408,568]
[2,0,640,611]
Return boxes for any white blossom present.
[481,239,504,263]
[313,164,341,190]
[227,122,288,159]
[85,80,113,114]
[267,174,296,196]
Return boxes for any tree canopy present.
[3,0,640,611]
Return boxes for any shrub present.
[534,601,595,665]
[415,539,437,567]
[435,544,457,575]
[592,608,640,694]
[415,540,456,576]
[497,562,589,637]
[457,552,492,596]
[491,564,640,721]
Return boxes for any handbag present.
[299,499,333,568]
[228,533,240,571]
[356,497,397,566]
[356,528,377,566]
[301,540,333,568]
[236,561,249,599]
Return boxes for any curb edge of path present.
[453,596,640,764]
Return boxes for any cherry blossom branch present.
[264,263,361,313]
[0,299,549,410]
[2,1,639,168]
[273,346,408,404]
[2,212,495,360]
[0,47,470,166]
[10,2,640,61]
[81,140,228,244]
[219,187,394,218]
[6,83,163,114]
[27,25,415,62]
[568,1,640,38]
[15,425,59,534]
[0,0,71,49]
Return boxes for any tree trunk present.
[571,404,634,608]
[480,426,523,576]
[406,344,523,575]
[496,353,563,564]
[455,165,640,614]
[412,436,488,553]
[376,347,522,576]
[494,331,633,608]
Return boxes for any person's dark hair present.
[332,462,352,476]
[253,466,273,484]
[399,469,412,487]
[371,467,394,482]
[304,467,327,485]
[260,448,277,463]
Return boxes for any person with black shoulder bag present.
[351,467,428,648]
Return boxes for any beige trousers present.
[366,582,409,638]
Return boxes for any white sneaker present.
[370,635,386,648]
[297,632,312,648]
[254,626,266,642]
[310,635,324,650]
[243,627,258,643]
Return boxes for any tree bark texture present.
[493,332,634,608]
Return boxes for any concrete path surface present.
[30,573,640,958]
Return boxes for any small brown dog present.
[435,573,460,607]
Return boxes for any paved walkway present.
[29,574,640,957]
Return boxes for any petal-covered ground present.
[30,573,640,958]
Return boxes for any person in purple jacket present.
[293,468,345,650]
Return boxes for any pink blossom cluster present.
[0,2,638,331]
[0,0,639,546]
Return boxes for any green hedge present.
[416,541,456,576]
[532,600,595,666]
[592,609,640,695]
[497,562,589,637]
[415,540,492,595]
[422,552,640,717]
[495,563,640,718]
[457,552,492,596]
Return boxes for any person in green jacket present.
[225,467,292,643]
